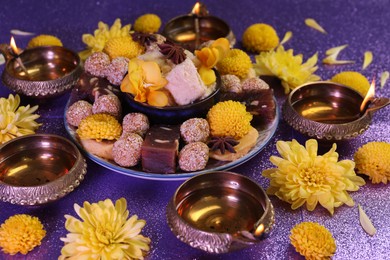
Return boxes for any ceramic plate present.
[64,92,279,181]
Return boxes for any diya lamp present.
[282,81,390,141]
[0,37,82,98]
[162,2,236,51]
[166,171,274,253]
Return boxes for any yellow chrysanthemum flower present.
[0,94,41,144]
[254,45,321,93]
[217,49,253,79]
[77,113,122,141]
[133,14,162,33]
[242,23,279,53]
[103,36,144,60]
[27,34,63,48]
[330,71,370,96]
[207,100,252,139]
[0,214,46,255]
[290,222,336,260]
[80,18,131,60]
[262,139,365,215]
[354,142,390,184]
[59,198,151,260]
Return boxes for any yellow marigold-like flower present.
[354,142,390,184]
[103,36,144,60]
[254,45,320,93]
[80,18,131,60]
[77,113,122,141]
[290,222,336,260]
[217,49,253,79]
[0,214,46,255]
[0,94,41,144]
[59,198,151,260]
[121,58,169,107]
[195,38,230,85]
[133,13,162,33]
[27,34,63,48]
[207,100,252,139]
[262,139,365,215]
[330,71,370,96]
[242,23,279,53]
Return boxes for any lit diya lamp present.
[0,37,82,98]
[282,80,390,141]
[162,2,236,51]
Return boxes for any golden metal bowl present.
[283,81,390,141]
[0,45,82,98]
[166,171,274,253]
[0,134,87,206]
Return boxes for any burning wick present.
[10,36,29,77]
[191,2,201,49]
[360,78,376,114]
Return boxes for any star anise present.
[207,136,239,154]
[131,32,157,46]
[158,41,186,65]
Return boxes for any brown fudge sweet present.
[141,125,180,173]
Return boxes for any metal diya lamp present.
[166,171,275,253]
[283,81,390,141]
[162,2,236,51]
[0,37,82,98]
[0,134,87,206]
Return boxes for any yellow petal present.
[147,90,169,107]
[140,60,167,88]
[305,18,327,34]
[211,37,230,58]
[362,51,373,70]
[323,57,355,65]
[380,71,389,88]
[325,44,348,56]
[198,66,216,85]
[280,31,292,45]
[358,204,376,236]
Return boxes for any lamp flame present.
[254,224,264,237]
[10,36,20,55]
[191,2,201,15]
[360,78,376,112]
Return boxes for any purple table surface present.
[1,0,390,259]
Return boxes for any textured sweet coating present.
[112,133,143,167]
[105,57,129,85]
[92,94,122,119]
[84,52,110,77]
[122,113,150,137]
[66,100,93,127]
[179,142,209,172]
[180,118,210,144]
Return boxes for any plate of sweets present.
[64,34,279,180]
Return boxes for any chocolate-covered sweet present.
[141,125,180,173]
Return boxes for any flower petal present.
[362,51,373,70]
[380,71,389,88]
[280,31,292,45]
[305,18,327,34]
[358,204,376,236]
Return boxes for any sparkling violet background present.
[0,0,390,259]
